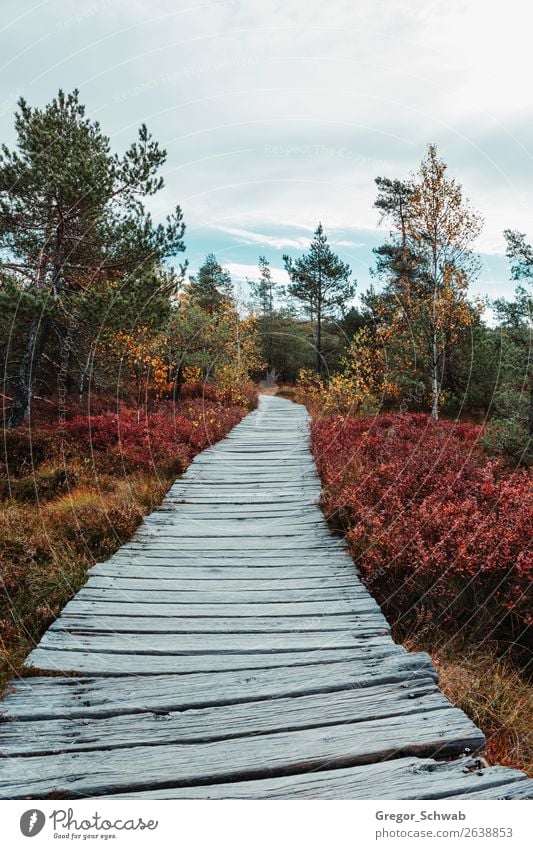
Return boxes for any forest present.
[0,91,531,773]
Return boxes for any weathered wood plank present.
[132,529,333,541]
[61,598,378,616]
[1,655,437,720]
[50,613,388,634]
[0,678,445,755]
[108,553,354,566]
[101,757,529,800]
[36,629,391,655]
[88,564,356,580]
[83,577,364,593]
[0,707,485,798]
[445,780,533,799]
[119,541,342,553]
[74,587,371,604]
[140,515,325,526]
[25,644,405,675]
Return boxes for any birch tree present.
[371,146,483,419]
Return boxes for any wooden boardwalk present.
[0,395,531,799]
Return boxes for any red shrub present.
[312,413,532,645]
[51,396,249,474]
[179,381,221,402]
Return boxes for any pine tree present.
[0,89,186,426]
[283,224,354,375]
[498,230,533,436]
[250,256,278,371]
[187,254,233,315]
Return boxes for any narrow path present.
[0,396,531,798]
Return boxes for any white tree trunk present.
[431,327,439,421]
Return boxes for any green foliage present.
[0,89,186,426]
[368,146,483,419]
[482,418,532,466]
[187,253,233,314]
[283,223,355,375]
[249,256,281,372]
[482,230,533,459]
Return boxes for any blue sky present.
[2,0,532,310]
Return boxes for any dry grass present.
[435,648,533,775]
[0,469,171,692]
[400,634,533,777]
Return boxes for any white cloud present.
[210,224,311,251]
[1,0,531,298]
[225,262,290,286]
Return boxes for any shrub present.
[0,464,75,503]
[56,394,251,473]
[312,413,532,649]
[0,427,56,477]
[482,418,533,467]
[45,489,144,558]
[180,380,221,402]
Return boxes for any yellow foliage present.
[295,328,396,415]
[107,328,172,397]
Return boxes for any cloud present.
[0,0,528,301]
[210,224,311,251]
[224,261,290,286]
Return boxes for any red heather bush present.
[2,383,255,482]
[312,413,532,645]
[58,399,247,473]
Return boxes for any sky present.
[2,0,533,307]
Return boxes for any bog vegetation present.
[0,92,531,771]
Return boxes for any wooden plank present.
[50,614,388,634]
[152,503,321,511]
[131,529,333,540]
[445,780,533,799]
[101,757,530,800]
[174,481,318,487]
[83,577,363,592]
[108,553,354,566]
[0,679,445,755]
[25,644,406,675]
[88,564,356,580]
[0,707,485,798]
[36,629,391,655]
[1,654,437,721]
[141,513,325,524]
[75,586,371,603]
[59,598,381,617]
[119,541,341,552]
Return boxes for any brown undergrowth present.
[0,469,173,692]
[402,635,533,776]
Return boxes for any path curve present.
[0,396,531,798]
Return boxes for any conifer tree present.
[369,146,482,419]
[250,256,278,371]
[187,253,233,315]
[283,224,354,375]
